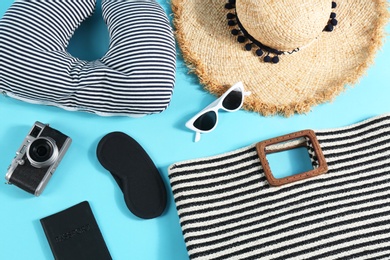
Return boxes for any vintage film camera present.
[5,122,72,196]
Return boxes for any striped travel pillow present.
[0,0,176,116]
[169,114,390,259]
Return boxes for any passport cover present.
[40,201,112,260]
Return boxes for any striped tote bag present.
[169,114,390,259]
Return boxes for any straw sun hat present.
[172,0,389,116]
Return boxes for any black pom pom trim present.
[228,20,236,26]
[324,2,338,32]
[225,3,234,9]
[325,24,334,32]
[227,13,236,19]
[264,55,271,63]
[224,0,283,64]
[256,49,264,56]
[237,36,246,43]
[231,29,239,35]
[224,0,336,64]
[245,43,252,51]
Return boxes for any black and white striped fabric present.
[0,0,176,116]
[169,114,390,259]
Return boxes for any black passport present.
[40,201,112,260]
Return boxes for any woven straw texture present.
[172,0,389,116]
[236,0,331,51]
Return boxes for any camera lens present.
[27,138,59,168]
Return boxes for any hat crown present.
[236,0,332,51]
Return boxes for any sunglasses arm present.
[194,132,201,142]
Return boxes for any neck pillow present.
[0,0,176,116]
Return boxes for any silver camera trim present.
[5,122,72,196]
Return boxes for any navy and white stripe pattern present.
[0,0,176,116]
[169,114,390,259]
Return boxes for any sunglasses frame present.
[185,82,250,142]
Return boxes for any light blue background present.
[0,1,389,259]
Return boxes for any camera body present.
[5,122,72,196]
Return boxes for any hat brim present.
[172,0,389,116]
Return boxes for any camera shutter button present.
[16,159,25,165]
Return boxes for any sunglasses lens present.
[222,89,243,110]
[193,111,217,131]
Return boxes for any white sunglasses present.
[185,82,251,142]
